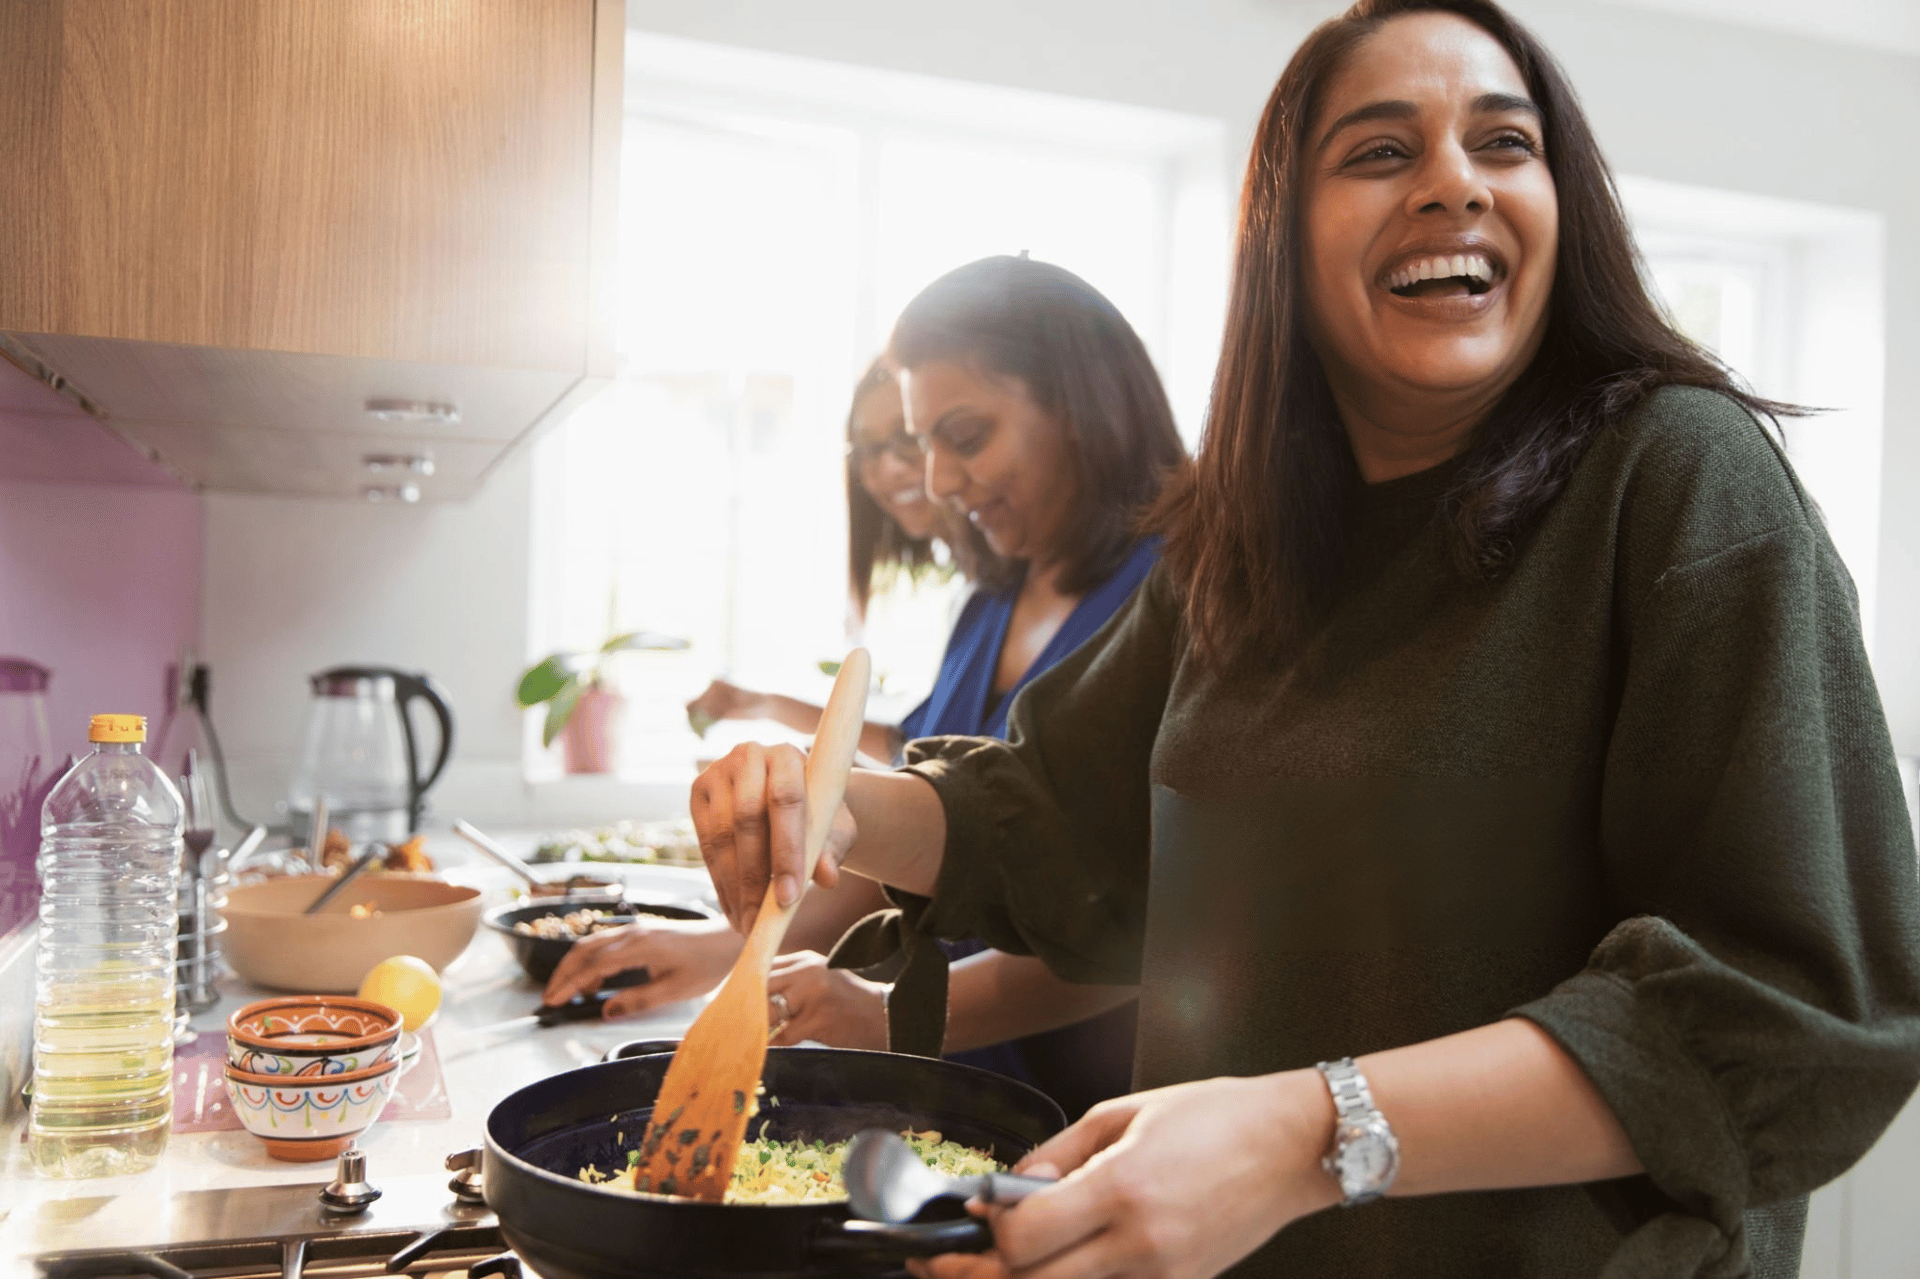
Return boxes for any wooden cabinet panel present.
[6,0,601,370]
[0,0,621,499]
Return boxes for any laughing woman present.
[689,1,1920,1276]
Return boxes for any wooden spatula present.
[630,647,871,1200]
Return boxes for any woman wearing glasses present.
[684,357,994,766]
[552,256,1187,1118]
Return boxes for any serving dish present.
[223,1054,401,1162]
[220,874,483,993]
[483,895,718,985]
[226,994,403,1076]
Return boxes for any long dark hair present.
[890,256,1188,597]
[1150,0,1795,666]
[844,360,1000,615]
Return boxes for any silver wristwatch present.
[1316,1057,1400,1206]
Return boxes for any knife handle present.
[535,989,620,1026]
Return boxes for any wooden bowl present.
[220,875,483,993]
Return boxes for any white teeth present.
[1386,253,1496,293]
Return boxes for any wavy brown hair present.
[845,359,1000,615]
[890,256,1187,597]
[1149,0,1795,667]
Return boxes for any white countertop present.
[0,831,719,1259]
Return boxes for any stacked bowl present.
[224,996,404,1161]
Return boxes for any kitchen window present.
[527,35,1227,780]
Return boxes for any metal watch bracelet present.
[1315,1056,1401,1206]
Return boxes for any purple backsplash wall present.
[0,477,204,936]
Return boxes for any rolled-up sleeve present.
[1516,519,1920,1267]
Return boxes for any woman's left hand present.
[908,1072,1338,1279]
[766,950,888,1049]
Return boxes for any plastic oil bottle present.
[28,713,182,1177]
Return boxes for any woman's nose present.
[924,445,965,503]
[1408,141,1491,216]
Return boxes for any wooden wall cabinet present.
[0,0,624,501]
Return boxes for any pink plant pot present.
[562,686,625,774]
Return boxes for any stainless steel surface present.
[319,1147,382,1215]
[17,1172,495,1256]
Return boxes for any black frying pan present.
[484,1046,1066,1279]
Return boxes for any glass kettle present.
[287,667,454,846]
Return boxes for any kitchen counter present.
[0,830,718,1260]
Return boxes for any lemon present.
[358,954,442,1031]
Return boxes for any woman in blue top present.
[552,255,1186,1116]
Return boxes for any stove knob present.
[447,1146,488,1205]
[319,1145,384,1214]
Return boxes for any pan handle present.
[810,1215,995,1258]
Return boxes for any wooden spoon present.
[629,647,871,1200]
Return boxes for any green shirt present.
[897,387,1920,1278]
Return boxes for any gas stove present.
[22,1149,532,1279]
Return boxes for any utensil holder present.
[174,846,231,1035]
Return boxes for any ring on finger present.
[769,990,790,1033]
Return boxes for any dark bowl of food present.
[484,895,719,986]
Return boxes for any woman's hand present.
[909,1072,1339,1279]
[686,679,767,727]
[690,742,859,931]
[541,915,742,1018]
[765,951,888,1048]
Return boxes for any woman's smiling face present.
[848,379,938,542]
[900,359,1079,568]
[1302,12,1557,424]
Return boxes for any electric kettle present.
[287,667,454,846]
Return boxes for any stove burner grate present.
[33,1223,520,1279]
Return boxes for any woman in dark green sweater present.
[690,1,1920,1275]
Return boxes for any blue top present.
[895,537,1159,1118]
[898,537,1161,743]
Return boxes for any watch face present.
[1335,1120,1400,1195]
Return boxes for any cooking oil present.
[28,971,174,1177]
[30,713,182,1179]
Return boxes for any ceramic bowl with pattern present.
[226,995,403,1077]
[223,1055,401,1162]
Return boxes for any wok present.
[484,1045,1066,1279]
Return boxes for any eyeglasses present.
[846,431,926,470]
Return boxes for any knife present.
[462,989,627,1037]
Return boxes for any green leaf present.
[542,676,584,747]
[603,630,690,654]
[817,660,841,677]
[516,655,572,706]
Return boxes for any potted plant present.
[515,630,688,774]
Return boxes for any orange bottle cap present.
[88,713,146,743]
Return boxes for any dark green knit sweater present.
[892,387,1920,1278]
